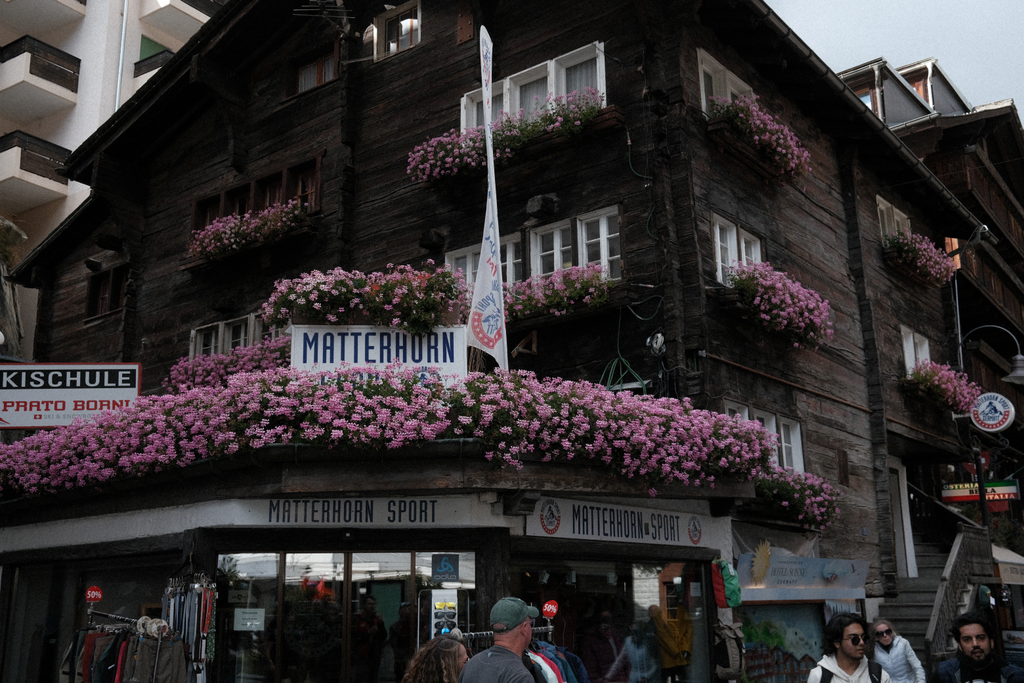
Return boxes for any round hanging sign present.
[971,392,1015,433]
[85,586,103,603]
[542,600,559,618]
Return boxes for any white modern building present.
[0,0,223,359]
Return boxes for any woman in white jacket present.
[872,620,925,683]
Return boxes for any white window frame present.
[901,325,931,375]
[578,206,621,279]
[461,42,606,132]
[698,49,752,114]
[190,313,278,359]
[877,196,911,239]
[778,418,805,471]
[372,0,420,61]
[530,221,574,276]
[445,236,524,286]
[461,86,508,130]
[724,400,749,420]
[713,214,761,284]
[750,408,805,472]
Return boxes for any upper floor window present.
[373,1,420,60]
[190,314,284,358]
[579,207,621,279]
[877,196,910,239]
[531,222,574,276]
[193,156,322,231]
[87,264,129,319]
[297,51,337,94]
[722,402,805,472]
[713,214,761,284]
[901,325,930,376]
[529,206,622,280]
[461,42,605,130]
[446,236,524,286]
[698,49,752,113]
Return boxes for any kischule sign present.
[0,363,140,429]
[971,392,1016,433]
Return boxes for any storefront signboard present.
[525,496,714,547]
[941,480,1020,503]
[289,325,467,383]
[263,496,473,527]
[971,392,1015,433]
[1000,563,1024,586]
[0,363,140,429]
[737,552,869,601]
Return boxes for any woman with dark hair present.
[871,619,924,683]
[402,636,468,683]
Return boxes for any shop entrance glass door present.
[217,551,475,683]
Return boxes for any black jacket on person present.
[933,651,1024,683]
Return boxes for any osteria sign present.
[0,363,140,429]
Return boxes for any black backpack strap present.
[869,661,883,683]
[820,669,833,683]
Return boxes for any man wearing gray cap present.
[459,597,540,683]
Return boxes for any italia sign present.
[971,392,1015,433]
[942,480,1020,503]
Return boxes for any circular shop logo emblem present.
[470,310,503,350]
[971,392,1015,433]
[538,499,561,535]
[687,516,702,545]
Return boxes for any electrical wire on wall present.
[600,296,663,394]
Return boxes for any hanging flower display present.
[755,466,842,532]
[504,263,612,320]
[904,359,982,413]
[707,95,811,178]
[260,262,468,336]
[882,231,957,286]
[189,199,306,260]
[407,88,605,182]
[727,261,834,349]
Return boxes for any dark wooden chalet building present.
[0,0,1009,680]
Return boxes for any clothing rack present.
[461,623,554,650]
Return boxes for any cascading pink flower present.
[728,261,834,349]
[189,199,305,260]
[708,95,811,177]
[883,231,957,286]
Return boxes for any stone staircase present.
[876,534,949,661]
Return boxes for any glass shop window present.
[510,559,711,683]
[215,550,476,682]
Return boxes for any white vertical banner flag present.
[468,26,508,370]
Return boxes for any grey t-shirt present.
[459,645,534,683]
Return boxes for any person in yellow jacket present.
[647,606,692,683]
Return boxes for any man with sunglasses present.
[807,614,889,683]
[934,610,1024,683]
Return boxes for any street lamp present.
[960,324,1024,385]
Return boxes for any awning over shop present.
[995,545,1024,585]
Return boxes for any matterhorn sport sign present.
[971,392,1016,433]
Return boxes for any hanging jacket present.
[648,607,693,668]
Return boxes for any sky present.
[767,0,1024,115]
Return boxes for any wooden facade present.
[2,0,1015,679]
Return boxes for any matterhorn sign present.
[971,392,1016,433]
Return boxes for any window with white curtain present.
[446,237,524,286]
[901,325,930,375]
[461,42,606,131]
[579,207,621,279]
[531,223,574,275]
[877,196,911,238]
[698,49,752,113]
[190,314,282,359]
[713,214,761,283]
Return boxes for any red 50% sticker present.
[85,586,103,602]
[542,600,558,618]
